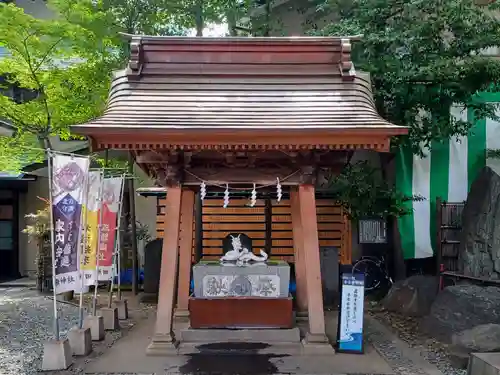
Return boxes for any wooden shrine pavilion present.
[72,35,407,354]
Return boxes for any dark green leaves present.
[314,0,500,155]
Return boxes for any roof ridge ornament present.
[339,38,356,81]
[128,37,144,77]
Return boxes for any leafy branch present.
[328,161,424,220]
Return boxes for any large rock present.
[382,275,438,316]
[422,284,500,343]
[459,166,500,279]
[449,324,500,369]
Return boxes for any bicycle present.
[351,255,393,292]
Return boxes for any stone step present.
[180,327,301,343]
[468,352,500,375]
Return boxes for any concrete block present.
[67,326,92,356]
[146,333,179,356]
[302,333,335,355]
[180,327,301,343]
[83,315,105,341]
[41,338,72,370]
[113,299,129,320]
[174,308,190,321]
[100,307,119,331]
[468,352,500,375]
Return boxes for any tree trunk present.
[195,2,204,36]
[227,8,238,36]
[379,153,406,281]
[263,0,271,36]
[36,238,44,292]
[38,135,53,150]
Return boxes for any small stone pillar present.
[114,299,129,320]
[83,315,105,341]
[41,339,72,370]
[100,307,120,330]
[67,327,92,356]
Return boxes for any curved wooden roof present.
[71,35,407,151]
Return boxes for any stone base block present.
[83,315,105,341]
[180,327,301,343]
[113,299,129,320]
[146,333,179,356]
[41,339,72,370]
[67,327,92,356]
[100,307,120,331]
[468,352,500,375]
[174,308,190,320]
[301,333,335,355]
[189,296,293,328]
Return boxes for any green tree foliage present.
[328,161,423,220]
[0,2,117,171]
[315,0,500,154]
[0,0,196,172]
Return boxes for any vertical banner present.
[98,177,123,281]
[50,154,89,294]
[82,171,103,285]
[337,273,365,354]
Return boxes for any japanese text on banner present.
[97,177,123,281]
[81,171,103,285]
[50,154,89,294]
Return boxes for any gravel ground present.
[366,302,467,375]
[0,286,81,375]
[0,286,153,375]
[0,286,466,375]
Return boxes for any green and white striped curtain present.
[395,94,500,259]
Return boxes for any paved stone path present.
[0,287,462,375]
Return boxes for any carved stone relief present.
[202,274,280,298]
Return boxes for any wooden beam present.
[298,184,329,345]
[147,186,182,355]
[183,167,300,186]
[265,198,272,255]
[194,192,203,262]
[175,189,195,318]
[290,188,308,316]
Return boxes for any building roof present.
[71,35,407,152]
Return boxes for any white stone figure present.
[238,248,268,263]
[219,234,268,264]
[220,234,243,262]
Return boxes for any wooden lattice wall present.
[156,197,352,265]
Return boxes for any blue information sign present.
[337,272,365,353]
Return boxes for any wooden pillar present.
[175,188,195,318]
[194,192,203,262]
[290,188,308,317]
[146,185,182,355]
[297,184,330,347]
